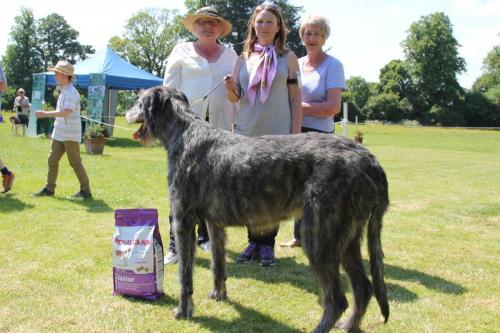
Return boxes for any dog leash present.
[81,115,136,131]
[190,79,226,108]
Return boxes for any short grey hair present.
[299,15,331,40]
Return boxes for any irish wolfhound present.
[126,86,389,333]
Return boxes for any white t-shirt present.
[52,84,81,142]
[299,55,346,133]
[163,42,238,131]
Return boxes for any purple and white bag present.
[113,209,164,300]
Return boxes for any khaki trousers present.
[46,140,90,192]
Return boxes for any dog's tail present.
[367,199,390,323]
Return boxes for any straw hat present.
[48,60,75,79]
[183,6,232,37]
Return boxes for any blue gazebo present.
[30,47,162,137]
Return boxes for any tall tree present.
[37,13,94,67]
[472,45,500,95]
[2,7,43,100]
[343,76,376,121]
[401,12,466,124]
[109,8,179,77]
[183,0,305,56]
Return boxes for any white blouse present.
[163,42,238,131]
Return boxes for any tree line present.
[2,2,498,126]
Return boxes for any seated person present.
[10,88,30,125]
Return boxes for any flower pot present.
[84,137,106,155]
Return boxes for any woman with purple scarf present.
[224,3,302,267]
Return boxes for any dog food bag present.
[113,209,164,300]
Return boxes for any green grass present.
[1,112,499,332]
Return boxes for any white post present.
[342,102,348,137]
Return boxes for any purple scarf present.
[247,43,277,105]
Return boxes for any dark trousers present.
[247,226,279,247]
[168,213,209,253]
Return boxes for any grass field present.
[0,112,499,332]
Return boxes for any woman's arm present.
[163,45,182,89]
[302,88,342,118]
[36,108,72,119]
[224,55,244,103]
[286,51,302,134]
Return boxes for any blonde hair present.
[243,3,288,58]
[299,15,331,41]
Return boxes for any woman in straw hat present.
[163,6,237,264]
[33,60,92,199]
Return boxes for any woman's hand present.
[223,75,235,91]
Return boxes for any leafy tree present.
[343,76,375,121]
[37,13,94,68]
[472,45,500,94]
[1,7,43,104]
[402,12,465,124]
[363,93,406,122]
[183,0,305,56]
[109,8,179,77]
[379,60,413,97]
[460,90,499,126]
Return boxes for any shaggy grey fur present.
[126,86,390,333]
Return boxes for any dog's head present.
[126,86,190,146]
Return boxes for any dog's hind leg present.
[173,213,197,319]
[301,205,348,333]
[336,238,373,333]
[206,223,227,301]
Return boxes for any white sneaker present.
[199,242,211,252]
[164,251,178,265]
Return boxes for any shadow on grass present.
[54,196,113,213]
[0,193,35,212]
[105,137,142,149]
[118,292,177,308]
[189,250,465,305]
[384,263,467,295]
[194,300,302,333]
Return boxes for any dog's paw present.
[208,289,227,301]
[173,306,193,319]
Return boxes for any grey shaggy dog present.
[126,86,390,333]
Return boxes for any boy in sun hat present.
[33,60,92,199]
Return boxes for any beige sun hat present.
[48,60,75,79]
[183,6,232,37]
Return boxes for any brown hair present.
[243,3,288,58]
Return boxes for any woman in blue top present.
[280,15,346,248]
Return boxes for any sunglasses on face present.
[196,19,219,27]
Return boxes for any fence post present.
[342,102,348,137]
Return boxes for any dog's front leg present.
[173,214,196,319]
[207,223,227,301]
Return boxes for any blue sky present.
[1,0,498,88]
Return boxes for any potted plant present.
[354,129,364,144]
[83,122,107,155]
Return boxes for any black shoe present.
[33,188,54,197]
[72,190,92,199]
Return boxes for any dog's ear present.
[168,89,190,116]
